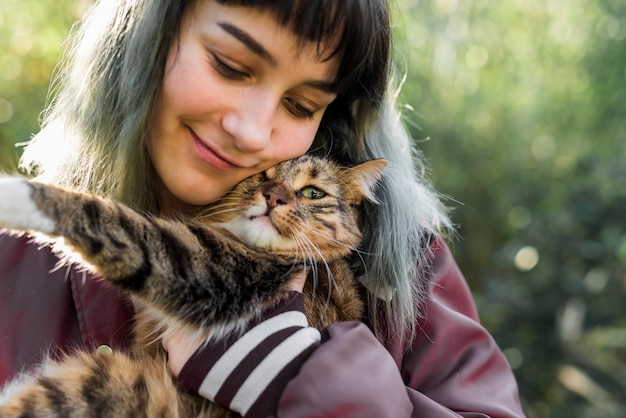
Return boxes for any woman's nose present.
[222,91,277,153]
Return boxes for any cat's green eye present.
[300,186,326,200]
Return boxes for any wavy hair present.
[20,0,450,341]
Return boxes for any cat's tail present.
[0,350,189,418]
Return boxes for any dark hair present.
[217,0,392,160]
[218,0,391,107]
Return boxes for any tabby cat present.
[0,154,386,417]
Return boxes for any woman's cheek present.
[278,123,319,161]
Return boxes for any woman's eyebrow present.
[217,21,338,95]
[218,22,276,66]
[303,80,337,95]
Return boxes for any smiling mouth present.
[190,130,240,170]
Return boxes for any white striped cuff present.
[197,310,321,415]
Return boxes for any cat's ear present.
[345,159,388,205]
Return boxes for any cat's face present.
[202,155,386,261]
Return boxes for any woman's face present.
[148,1,338,214]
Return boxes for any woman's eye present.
[285,98,315,120]
[211,54,248,80]
[300,186,326,199]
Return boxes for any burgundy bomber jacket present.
[0,233,525,417]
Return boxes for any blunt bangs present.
[216,0,390,107]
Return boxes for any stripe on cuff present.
[197,310,309,401]
[230,327,322,415]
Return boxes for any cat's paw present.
[0,176,55,234]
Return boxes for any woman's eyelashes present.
[210,53,249,80]
[209,52,320,120]
[284,98,316,120]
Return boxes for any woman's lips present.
[190,130,238,171]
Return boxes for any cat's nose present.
[264,186,287,208]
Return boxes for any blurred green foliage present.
[1,1,625,417]
[396,0,626,416]
[0,0,90,171]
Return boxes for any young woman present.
[0,0,525,416]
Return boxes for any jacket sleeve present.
[178,240,526,418]
[177,291,321,417]
[0,233,135,386]
[277,240,525,418]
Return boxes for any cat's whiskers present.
[287,228,319,287]
[292,228,336,310]
[292,227,325,264]
[195,203,240,217]
[279,229,321,307]
[298,222,360,255]
[290,229,317,269]
[197,209,239,221]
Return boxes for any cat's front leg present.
[0,177,56,234]
[0,177,300,329]
[0,176,149,281]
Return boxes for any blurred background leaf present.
[395,0,626,416]
[0,0,91,170]
[1,1,625,417]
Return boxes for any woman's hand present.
[162,270,308,377]
[287,269,307,293]
[162,332,203,378]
